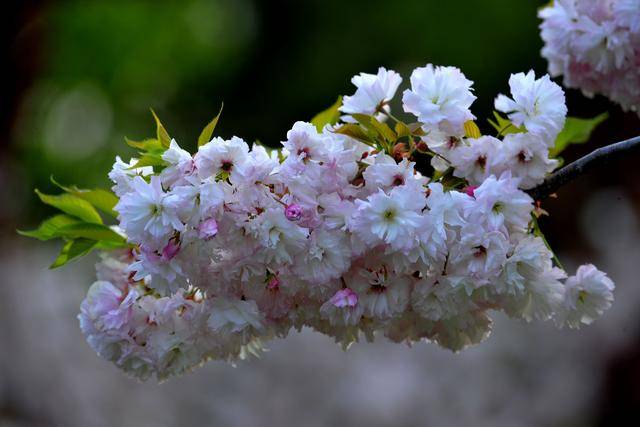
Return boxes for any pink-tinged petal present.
[330,288,358,308]
[198,218,219,240]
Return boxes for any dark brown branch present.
[528,135,640,201]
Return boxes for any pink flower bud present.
[463,185,478,198]
[161,239,180,261]
[198,218,218,240]
[285,204,303,221]
[329,288,358,308]
[267,276,280,290]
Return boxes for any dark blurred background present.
[2,1,639,426]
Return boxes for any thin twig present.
[528,135,640,200]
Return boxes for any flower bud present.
[285,204,303,221]
[267,275,280,290]
[415,141,429,153]
[161,239,180,261]
[463,185,478,198]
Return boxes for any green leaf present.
[95,240,131,250]
[198,103,224,147]
[150,108,171,148]
[348,113,398,152]
[311,96,342,132]
[488,111,511,132]
[124,128,169,171]
[350,113,397,143]
[408,123,427,136]
[51,222,127,244]
[488,111,525,136]
[50,238,98,269]
[350,114,384,137]
[17,214,80,241]
[370,118,397,143]
[128,151,166,169]
[395,122,412,138]
[35,190,103,224]
[51,177,118,218]
[125,139,168,170]
[125,137,163,151]
[464,120,481,139]
[549,113,608,157]
[333,123,375,146]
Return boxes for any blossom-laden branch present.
[18,0,638,382]
[528,135,640,201]
[20,63,617,382]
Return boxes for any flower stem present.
[528,135,640,200]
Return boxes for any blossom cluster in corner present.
[79,64,614,381]
[539,0,640,114]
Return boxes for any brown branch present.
[528,135,640,201]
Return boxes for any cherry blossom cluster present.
[79,64,615,381]
[539,0,640,113]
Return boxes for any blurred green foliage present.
[15,0,255,193]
